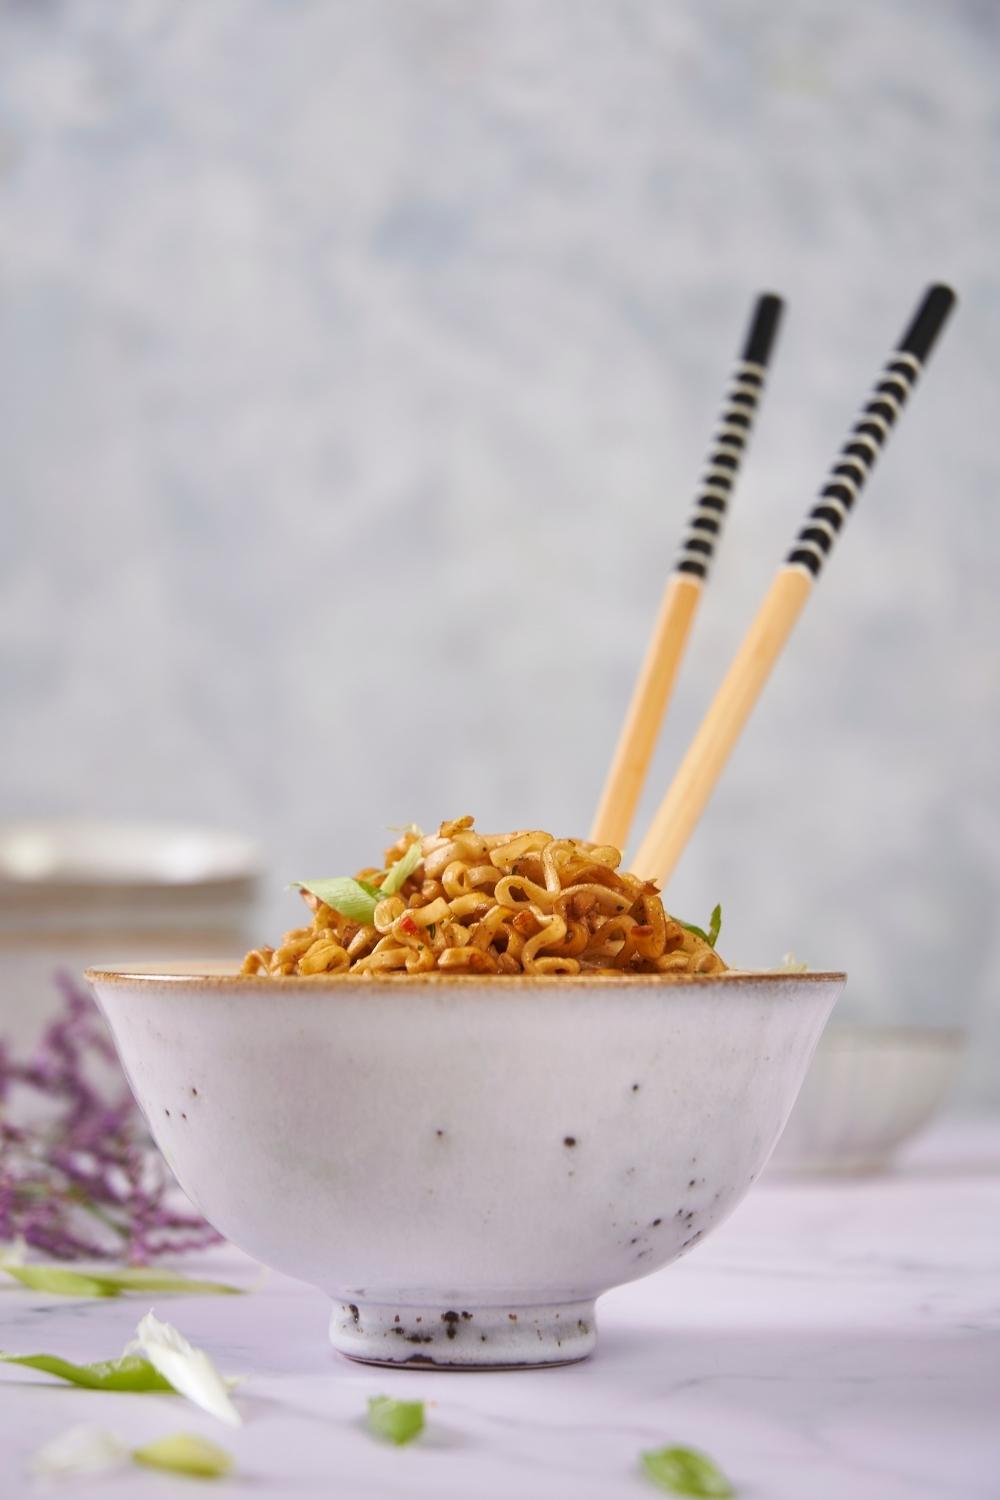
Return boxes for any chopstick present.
[589,292,784,850]
[632,283,957,886]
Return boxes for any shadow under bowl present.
[86,964,843,1369]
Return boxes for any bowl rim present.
[85,964,846,991]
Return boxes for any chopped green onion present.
[0,1352,173,1392]
[4,1314,242,1426]
[296,826,425,921]
[91,1268,242,1296]
[295,877,380,926]
[0,1263,241,1299]
[132,1433,233,1479]
[679,904,723,950]
[378,832,425,896]
[641,1445,734,1497]
[124,1311,241,1427]
[367,1394,425,1445]
[30,1424,129,1478]
[1,1265,116,1297]
[32,1426,233,1481]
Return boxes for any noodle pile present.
[242,817,726,978]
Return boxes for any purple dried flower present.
[0,974,221,1263]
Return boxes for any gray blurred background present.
[1,1,997,1100]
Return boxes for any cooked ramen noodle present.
[242,817,726,977]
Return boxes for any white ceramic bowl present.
[87,963,843,1368]
[768,1023,964,1175]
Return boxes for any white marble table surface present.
[2,1119,997,1499]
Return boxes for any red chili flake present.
[399,915,420,936]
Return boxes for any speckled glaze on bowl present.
[86,964,843,1369]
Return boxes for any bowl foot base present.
[329,1297,597,1369]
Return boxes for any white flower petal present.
[31,1424,129,1478]
[125,1310,242,1428]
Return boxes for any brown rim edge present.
[85,966,846,991]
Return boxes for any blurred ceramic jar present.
[0,821,260,1055]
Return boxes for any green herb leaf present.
[1,1265,117,1298]
[679,904,723,950]
[378,832,425,896]
[94,1268,242,1296]
[294,826,424,923]
[0,1352,174,1392]
[132,1432,233,1479]
[0,1263,240,1299]
[367,1394,425,1445]
[295,877,380,926]
[641,1445,734,1497]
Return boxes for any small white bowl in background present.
[0,820,260,1056]
[768,1023,965,1176]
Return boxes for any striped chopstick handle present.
[786,283,956,579]
[676,292,783,582]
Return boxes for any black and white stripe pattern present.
[675,360,767,582]
[784,352,922,578]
